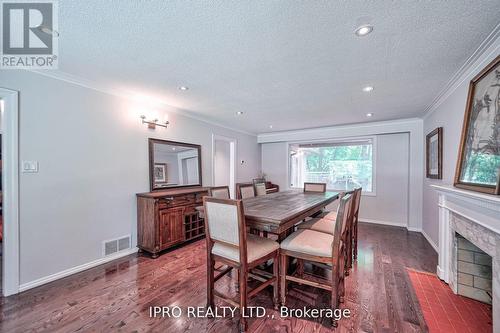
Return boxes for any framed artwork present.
[426,127,443,179]
[454,55,500,195]
[153,163,167,183]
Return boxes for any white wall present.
[422,35,500,248]
[214,140,230,186]
[261,133,410,226]
[0,70,261,287]
[260,142,289,190]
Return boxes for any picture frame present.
[153,163,168,184]
[426,127,443,179]
[454,55,500,195]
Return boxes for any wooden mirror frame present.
[148,138,202,191]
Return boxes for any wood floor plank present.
[0,223,437,332]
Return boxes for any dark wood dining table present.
[243,190,339,241]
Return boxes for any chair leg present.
[273,251,279,309]
[330,263,339,328]
[207,259,215,309]
[279,254,287,306]
[339,250,347,304]
[239,268,248,332]
[353,216,359,260]
[345,228,352,275]
[297,258,304,277]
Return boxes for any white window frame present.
[287,135,377,196]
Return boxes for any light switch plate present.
[22,161,38,173]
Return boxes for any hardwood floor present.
[0,223,437,332]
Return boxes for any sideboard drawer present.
[158,195,195,208]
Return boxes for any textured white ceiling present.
[52,0,500,134]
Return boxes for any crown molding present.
[422,23,500,119]
[257,117,422,143]
[26,69,257,137]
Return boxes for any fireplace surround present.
[432,185,499,332]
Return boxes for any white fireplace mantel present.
[432,184,500,238]
[432,184,500,333]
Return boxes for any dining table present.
[243,190,339,241]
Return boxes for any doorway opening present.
[212,134,236,198]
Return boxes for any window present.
[289,137,375,194]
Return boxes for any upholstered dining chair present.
[209,186,231,199]
[279,194,352,328]
[204,197,279,332]
[237,183,256,199]
[297,188,362,273]
[196,186,231,219]
[303,182,327,192]
[252,178,265,185]
[254,183,267,196]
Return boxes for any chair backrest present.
[304,182,327,193]
[255,183,267,196]
[331,194,352,261]
[203,198,247,265]
[209,186,230,199]
[253,178,265,185]
[353,187,362,217]
[238,184,255,199]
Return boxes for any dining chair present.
[297,188,361,274]
[196,186,231,219]
[351,187,362,262]
[237,183,256,199]
[204,197,279,332]
[252,178,265,185]
[303,182,327,192]
[254,183,267,196]
[279,194,352,328]
[209,186,231,199]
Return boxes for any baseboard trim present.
[359,218,406,228]
[420,229,439,253]
[19,248,138,292]
[437,266,445,281]
[359,219,438,254]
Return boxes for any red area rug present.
[407,268,492,333]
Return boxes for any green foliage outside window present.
[300,144,373,192]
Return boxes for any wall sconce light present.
[140,115,169,129]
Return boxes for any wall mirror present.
[149,138,202,191]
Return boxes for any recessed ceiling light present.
[269,125,273,129]
[355,24,373,37]
[366,113,374,117]
[362,86,374,92]
[179,86,189,91]
[236,111,244,115]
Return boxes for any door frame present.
[211,134,237,199]
[0,88,20,296]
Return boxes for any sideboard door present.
[159,207,185,248]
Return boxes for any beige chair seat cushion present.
[280,229,333,258]
[297,217,335,234]
[212,234,279,263]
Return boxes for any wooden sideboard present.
[136,187,209,258]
